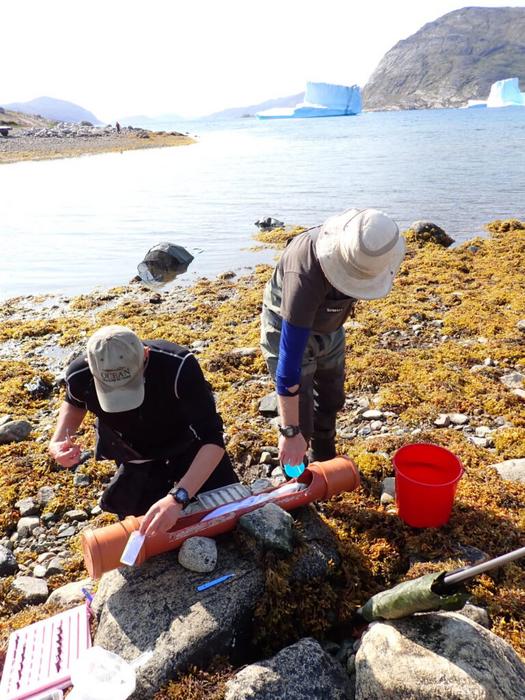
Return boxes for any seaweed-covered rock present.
[406,221,455,248]
[355,612,525,700]
[92,540,265,699]
[224,637,352,699]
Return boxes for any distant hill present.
[207,92,305,119]
[2,96,101,124]
[0,108,55,130]
[363,7,525,110]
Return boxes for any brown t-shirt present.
[263,228,357,333]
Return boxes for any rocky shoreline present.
[0,220,524,698]
[0,122,194,164]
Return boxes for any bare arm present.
[139,443,225,537]
[48,401,87,468]
[277,388,307,467]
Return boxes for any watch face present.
[280,425,299,438]
[174,487,190,506]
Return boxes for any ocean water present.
[1,107,524,300]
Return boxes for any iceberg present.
[256,81,361,119]
[487,78,525,108]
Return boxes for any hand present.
[49,435,81,468]
[279,433,307,471]
[140,495,183,538]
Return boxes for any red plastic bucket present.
[393,443,464,527]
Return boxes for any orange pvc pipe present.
[81,456,360,579]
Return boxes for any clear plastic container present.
[67,646,136,700]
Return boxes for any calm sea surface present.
[1,107,524,299]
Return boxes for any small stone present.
[362,410,384,420]
[0,545,18,576]
[259,392,278,417]
[37,552,55,564]
[271,466,284,478]
[15,497,39,517]
[250,478,273,494]
[239,502,294,554]
[178,536,217,573]
[475,426,491,437]
[484,357,495,366]
[434,414,451,428]
[33,564,47,578]
[90,505,102,516]
[516,320,525,333]
[358,426,372,436]
[338,428,357,439]
[458,603,490,629]
[57,526,77,538]
[24,376,53,398]
[17,517,40,538]
[64,509,88,522]
[37,486,55,506]
[500,372,525,389]
[409,221,454,247]
[47,578,92,606]
[370,420,383,432]
[73,473,91,487]
[470,436,488,448]
[0,414,12,426]
[429,319,444,328]
[11,576,48,604]
[380,477,396,505]
[512,388,525,400]
[45,558,65,576]
[0,420,32,444]
[448,413,469,425]
[259,451,273,465]
[231,346,258,358]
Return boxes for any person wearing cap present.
[260,208,405,469]
[48,325,238,537]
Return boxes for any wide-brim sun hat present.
[87,325,145,413]
[315,208,406,299]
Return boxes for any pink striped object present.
[0,604,91,700]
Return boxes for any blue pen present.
[197,573,235,592]
[82,587,94,604]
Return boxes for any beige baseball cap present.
[86,325,146,413]
[315,208,405,300]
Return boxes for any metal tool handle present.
[443,545,525,586]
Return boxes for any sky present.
[2,0,524,120]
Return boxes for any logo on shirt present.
[326,307,342,313]
[100,367,131,383]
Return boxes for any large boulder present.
[92,539,265,699]
[355,611,525,699]
[224,637,352,699]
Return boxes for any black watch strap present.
[279,424,301,438]
[169,486,190,507]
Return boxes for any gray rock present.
[73,473,91,487]
[0,420,32,444]
[93,541,265,699]
[45,557,65,576]
[239,502,294,554]
[259,392,278,417]
[0,414,12,426]
[259,451,273,464]
[250,478,273,494]
[448,413,469,425]
[57,526,77,538]
[15,497,39,517]
[11,576,48,604]
[512,388,525,400]
[91,505,103,516]
[490,458,525,484]
[37,486,55,506]
[370,420,383,432]
[47,578,92,606]
[474,426,491,437]
[17,516,40,537]
[469,436,489,448]
[380,477,396,505]
[224,637,352,700]
[500,372,525,389]
[457,603,490,628]
[64,509,88,522]
[516,320,525,333]
[355,611,525,700]
[362,410,384,420]
[24,376,53,398]
[0,544,18,576]
[178,537,217,573]
[33,564,47,578]
[434,414,451,428]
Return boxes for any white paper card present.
[120,531,145,566]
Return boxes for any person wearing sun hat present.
[260,208,405,470]
[48,325,238,537]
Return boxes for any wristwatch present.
[168,486,190,507]
[278,425,301,438]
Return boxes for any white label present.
[120,531,145,566]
